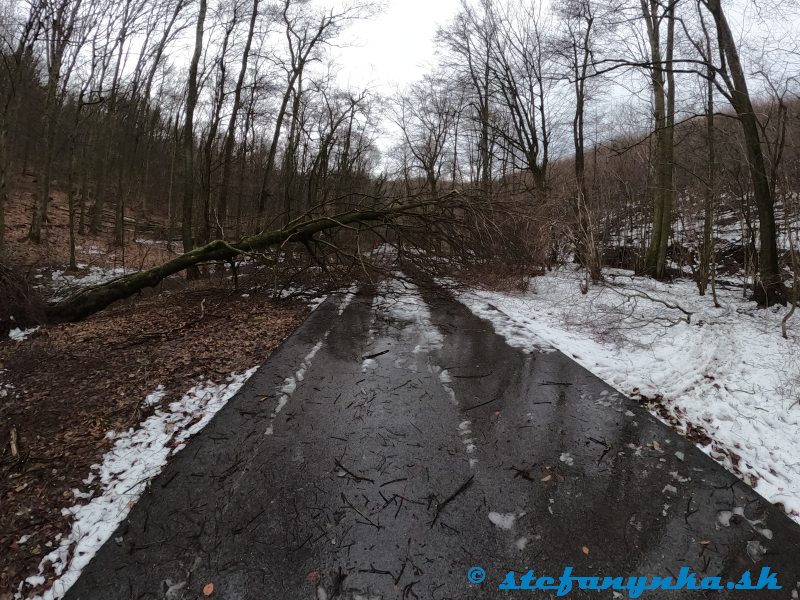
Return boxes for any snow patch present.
[338,286,359,315]
[265,338,326,436]
[142,385,166,407]
[21,370,257,600]
[44,266,134,302]
[434,366,478,468]
[9,327,39,342]
[379,276,443,353]
[488,512,517,530]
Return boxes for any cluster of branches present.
[45,189,549,321]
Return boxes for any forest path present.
[65,283,800,599]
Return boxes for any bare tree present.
[256,0,370,219]
[0,0,43,250]
[438,0,496,201]
[488,0,552,189]
[556,0,603,281]
[28,0,86,242]
[693,2,718,302]
[182,0,207,269]
[640,0,678,279]
[698,0,784,305]
[392,74,456,199]
[217,0,260,237]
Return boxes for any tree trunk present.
[699,52,716,300]
[29,53,63,243]
[702,0,783,305]
[217,0,259,236]
[0,118,8,252]
[78,131,90,235]
[257,68,301,215]
[570,8,601,281]
[182,0,207,277]
[282,80,303,225]
[641,0,676,280]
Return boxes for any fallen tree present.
[45,194,468,322]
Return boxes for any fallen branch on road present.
[45,194,465,323]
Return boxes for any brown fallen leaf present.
[699,540,711,545]
[581,546,590,556]
[306,571,321,584]
[202,583,214,597]
[540,474,552,482]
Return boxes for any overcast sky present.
[317,0,800,158]
[332,0,463,94]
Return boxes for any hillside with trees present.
[0,0,797,318]
[2,0,800,596]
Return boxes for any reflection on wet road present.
[66,283,800,599]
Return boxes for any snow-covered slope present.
[456,269,800,524]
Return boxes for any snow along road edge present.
[16,292,355,600]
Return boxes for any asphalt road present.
[65,284,800,599]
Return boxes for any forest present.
[0,0,798,317]
[1,0,800,598]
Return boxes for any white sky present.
[332,0,463,94]
[312,0,800,158]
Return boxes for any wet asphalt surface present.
[65,285,800,599]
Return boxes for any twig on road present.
[341,493,382,529]
[430,475,475,527]
[334,458,375,484]
[464,396,499,411]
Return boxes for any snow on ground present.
[456,268,800,523]
[49,265,131,287]
[379,276,443,353]
[36,264,135,302]
[264,338,327,436]
[277,286,328,311]
[488,512,517,530]
[337,285,358,315]
[19,370,258,600]
[8,327,40,342]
